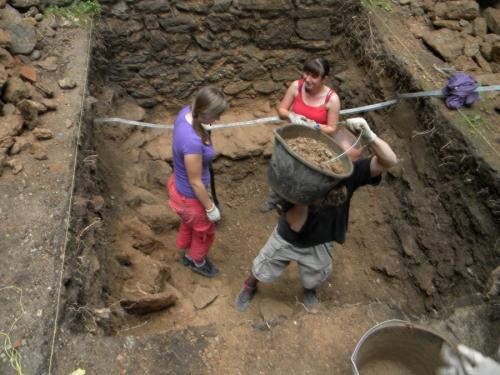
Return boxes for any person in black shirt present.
[235,117,398,311]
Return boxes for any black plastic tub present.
[268,125,353,205]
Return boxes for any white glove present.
[288,112,320,129]
[201,123,214,131]
[438,344,500,375]
[206,203,221,222]
[345,117,377,143]
[457,345,500,375]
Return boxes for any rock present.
[481,41,494,61]
[3,76,29,103]
[463,35,480,57]
[486,265,500,298]
[422,29,464,62]
[0,28,11,49]
[90,195,105,212]
[115,98,145,121]
[135,0,171,13]
[3,20,37,54]
[192,285,218,309]
[19,64,36,82]
[123,185,158,208]
[236,0,293,11]
[259,298,293,322]
[10,0,39,9]
[58,78,77,89]
[432,19,461,32]
[412,263,436,296]
[484,7,500,35]
[137,204,179,233]
[9,136,30,155]
[5,158,22,174]
[35,56,57,71]
[143,136,171,161]
[120,292,177,315]
[296,17,331,40]
[0,65,7,88]
[372,252,404,278]
[17,99,39,129]
[40,98,56,110]
[271,66,300,81]
[224,81,251,95]
[34,82,53,98]
[2,103,17,115]
[158,16,197,33]
[32,127,53,140]
[399,0,410,5]
[0,47,13,67]
[253,81,280,94]
[433,1,479,21]
[0,114,23,138]
[175,1,209,14]
[474,53,493,73]
[29,49,40,60]
[473,17,487,37]
[475,73,500,85]
[491,41,500,63]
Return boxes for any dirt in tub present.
[285,136,347,174]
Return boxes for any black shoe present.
[182,256,219,278]
[235,283,257,311]
[303,289,319,308]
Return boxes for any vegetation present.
[45,0,101,25]
[360,0,393,11]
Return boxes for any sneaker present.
[235,282,257,311]
[303,289,319,309]
[182,256,219,278]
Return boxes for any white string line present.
[93,85,500,131]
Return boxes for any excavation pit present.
[48,2,500,374]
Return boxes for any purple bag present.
[442,72,480,109]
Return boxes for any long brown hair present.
[191,86,228,143]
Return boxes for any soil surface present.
[1,4,499,375]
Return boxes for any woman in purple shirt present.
[168,86,228,277]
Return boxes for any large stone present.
[121,292,177,315]
[473,17,487,37]
[491,41,500,63]
[175,1,209,14]
[0,114,23,139]
[206,13,235,33]
[422,29,464,62]
[253,81,280,94]
[192,285,218,310]
[255,18,294,48]
[239,60,268,81]
[236,0,293,11]
[17,99,40,129]
[149,30,168,52]
[223,81,251,95]
[433,1,479,21]
[158,16,197,33]
[484,7,500,35]
[135,0,171,13]
[137,204,179,233]
[3,77,29,103]
[9,0,39,9]
[271,66,300,81]
[296,17,331,40]
[0,47,13,67]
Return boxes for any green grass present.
[463,113,485,128]
[45,0,101,25]
[360,0,393,11]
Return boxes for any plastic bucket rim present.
[274,125,354,180]
[350,319,451,375]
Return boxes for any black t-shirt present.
[277,158,381,248]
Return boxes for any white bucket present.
[351,320,450,375]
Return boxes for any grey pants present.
[252,227,334,289]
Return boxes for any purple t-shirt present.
[172,106,215,198]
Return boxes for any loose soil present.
[285,136,347,174]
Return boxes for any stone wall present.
[93,0,355,110]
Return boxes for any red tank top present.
[291,80,335,125]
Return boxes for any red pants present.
[168,175,215,263]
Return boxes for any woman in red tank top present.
[276,56,360,159]
[277,57,339,134]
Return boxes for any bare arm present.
[369,137,398,177]
[277,81,299,120]
[184,154,213,210]
[321,92,340,135]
